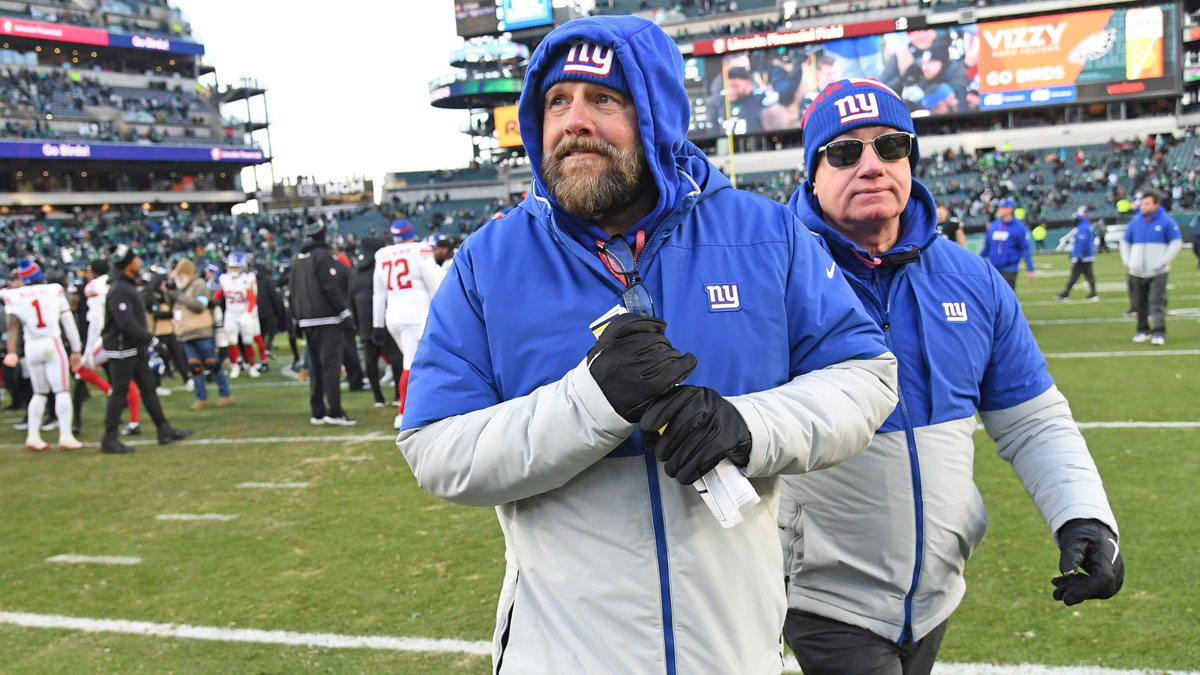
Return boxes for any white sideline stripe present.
[1044,349,1200,358]
[45,555,141,565]
[0,611,491,655]
[0,612,1191,675]
[155,514,239,521]
[302,455,373,463]
[974,421,1200,432]
[1,433,395,451]
[1022,293,1200,307]
[1027,317,1130,326]
[236,482,310,489]
[784,655,1200,674]
[1077,421,1200,429]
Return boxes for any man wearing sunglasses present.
[784,78,1123,675]
[396,17,900,675]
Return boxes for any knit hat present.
[305,217,326,237]
[801,78,918,187]
[390,219,415,241]
[539,40,630,101]
[16,258,42,283]
[112,244,137,270]
[1074,205,1089,219]
[998,197,1017,209]
[174,258,196,277]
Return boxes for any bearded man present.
[394,16,899,674]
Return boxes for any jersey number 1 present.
[382,259,413,291]
[32,299,46,328]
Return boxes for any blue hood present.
[787,177,940,271]
[518,15,722,246]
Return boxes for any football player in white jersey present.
[372,219,446,429]
[2,259,84,450]
[214,252,266,378]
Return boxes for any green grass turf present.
[1,250,1198,672]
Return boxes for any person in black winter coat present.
[350,237,404,406]
[252,263,285,364]
[288,221,355,425]
[99,245,192,454]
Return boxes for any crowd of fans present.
[9,0,192,37]
[2,68,211,142]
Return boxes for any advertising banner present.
[685,3,1176,140]
[494,105,522,147]
[0,140,264,163]
[976,6,1171,109]
[498,0,553,31]
[0,17,204,54]
[455,0,499,38]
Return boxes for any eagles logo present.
[1068,29,1117,66]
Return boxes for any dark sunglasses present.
[817,132,915,169]
[597,237,655,318]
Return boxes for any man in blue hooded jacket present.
[1054,205,1098,302]
[783,79,1124,675]
[395,17,899,675]
[979,196,1035,290]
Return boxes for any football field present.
[2,251,1198,674]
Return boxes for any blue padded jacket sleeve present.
[401,250,500,430]
[785,219,890,378]
[979,265,1054,411]
[1020,226,1035,272]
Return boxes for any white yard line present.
[44,555,141,565]
[235,482,310,489]
[0,611,1191,674]
[975,421,1200,432]
[1044,349,1200,358]
[302,455,373,463]
[154,514,239,522]
[1,433,395,451]
[1027,317,1130,326]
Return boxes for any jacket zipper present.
[863,265,924,644]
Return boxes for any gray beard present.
[542,140,649,223]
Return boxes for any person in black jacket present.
[350,237,403,407]
[288,220,355,426]
[252,262,285,369]
[99,245,192,454]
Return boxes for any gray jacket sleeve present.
[396,359,635,507]
[980,385,1118,539]
[727,352,898,477]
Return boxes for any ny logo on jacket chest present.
[705,283,741,311]
[942,301,968,323]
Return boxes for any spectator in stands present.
[980,197,1035,289]
[397,16,898,674]
[785,77,1124,675]
[935,203,967,247]
[1054,206,1099,302]
[1122,188,1182,345]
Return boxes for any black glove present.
[1053,519,1124,606]
[148,337,171,362]
[372,327,389,346]
[586,314,697,423]
[639,385,752,485]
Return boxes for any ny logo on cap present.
[834,93,880,124]
[563,42,614,77]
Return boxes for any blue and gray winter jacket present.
[397,15,898,675]
[782,180,1118,645]
[1121,205,1181,278]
